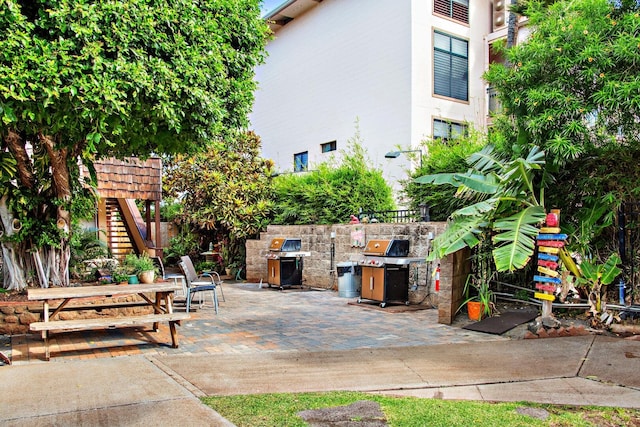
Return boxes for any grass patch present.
[202,392,640,427]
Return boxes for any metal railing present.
[358,209,426,224]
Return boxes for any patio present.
[9,282,507,364]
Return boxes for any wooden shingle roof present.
[92,157,162,201]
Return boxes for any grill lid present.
[362,239,409,257]
[269,238,302,252]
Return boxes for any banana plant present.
[416,145,548,272]
[574,253,621,319]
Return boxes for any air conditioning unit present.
[493,0,506,31]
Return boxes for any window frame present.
[433,118,467,142]
[320,140,337,153]
[433,31,469,102]
[293,151,309,172]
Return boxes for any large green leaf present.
[491,206,547,271]
[454,172,501,195]
[467,145,504,172]
[428,215,488,260]
[452,199,498,217]
[600,253,622,286]
[414,172,461,186]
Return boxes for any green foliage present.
[123,252,157,275]
[203,391,638,427]
[159,201,183,222]
[484,0,640,276]
[111,269,130,284]
[163,131,273,269]
[403,129,487,220]
[1,0,270,155]
[459,273,495,319]
[271,128,395,225]
[69,227,109,279]
[418,146,548,272]
[0,1,269,287]
[164,230,200,265]
[575,253,622,314]
[485,0,640,168]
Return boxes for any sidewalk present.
[1,282,639,426]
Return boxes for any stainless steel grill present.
[266,238,310,289]
[352,239,424,307]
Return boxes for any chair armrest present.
[202,270,222,284]
[195,274,215,283]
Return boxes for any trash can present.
[337,261,361,298]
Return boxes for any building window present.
[434,0,469,24]
[294,151,308,172]
[434,31,468,101]
[321,140,337,153]
[434,118,467,142]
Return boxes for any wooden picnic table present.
[28,282,190,360]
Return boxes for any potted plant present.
[112,268,130,285]
[124,253,157,284]
[456,236,496,321]
[459,274,494,321]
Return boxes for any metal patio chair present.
[178,255,224,314]
[151,256,187,298]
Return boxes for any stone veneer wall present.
[0,295,154,335]
[245,222,468,324]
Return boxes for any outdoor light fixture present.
[384,149,423,168]
[419,203,431,222]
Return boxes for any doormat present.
[347,301,432,313]
[462,310,538,334]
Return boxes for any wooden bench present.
[30,313,190,332]
[28,283,189,360]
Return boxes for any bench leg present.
[44,336,50,361]
[169,321,179,348]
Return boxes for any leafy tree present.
[403,128,486,221]
[163,132,274,270]
[272,133,395,225]
[0,1,269,289]
[486,0,640,168]
[485,0,640,268]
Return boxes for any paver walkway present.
[2,282,639,426]
[10,282,506,363]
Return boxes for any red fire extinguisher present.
[434,263,440,292]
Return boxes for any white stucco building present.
[250,0,512,203]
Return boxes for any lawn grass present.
[202,392,640,427]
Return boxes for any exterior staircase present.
[105,199,135,261]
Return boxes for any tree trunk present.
[506,0,519,50]
[40,134,72,287]
[1,131,75,289]
[0,195,29,290]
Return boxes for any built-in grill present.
[266,238,310,289]
[352,239,424,307]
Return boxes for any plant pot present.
[138,270,155,284]
[467,301,485,321]
[128,275,139,284]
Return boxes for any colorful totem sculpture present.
[533,209,567,319]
